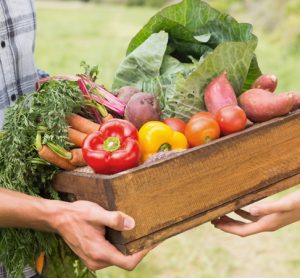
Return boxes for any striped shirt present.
[0,1,38,277]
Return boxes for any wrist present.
[42,199,72,233]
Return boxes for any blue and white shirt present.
[0,1,38,277]
[0,0,37,129]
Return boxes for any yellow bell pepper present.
[138,121,188,162]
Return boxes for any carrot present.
[66,114,101,134]
[102,113,114,123]
[35,252,45,275]
[38,145,75,171]
[68,128,87,147]
[69,148,87,167]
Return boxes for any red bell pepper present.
[82,119,140,175]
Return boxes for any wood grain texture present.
[120,173,300,254]
[52,110,300,254]
[53,172,112,210]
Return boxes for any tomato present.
[185,117,220,147]
[190,111,216,121]
[216,105,247,135]
[163,118,187,134]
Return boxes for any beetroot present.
[117,86,139,104]
[251,74,278,92]
[239,89,295,122]
[125,92,161,129]
[204,72,237,114]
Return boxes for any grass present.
[35,1,156,89]
[35,1,300,277]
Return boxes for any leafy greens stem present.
[46,142,72,160]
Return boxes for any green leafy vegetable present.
[112,0,262,120]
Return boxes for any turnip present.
[125,92,161,129]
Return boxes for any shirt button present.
[1,41,5,48]
[11,94,16,102]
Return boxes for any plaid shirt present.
[0,0,37,129]
[0,1,38,277]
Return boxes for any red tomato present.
[163,118,187,134]
[185,117,220,147]
[216,105,247,135]
[190,111,216,121]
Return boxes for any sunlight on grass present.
[35,1,156,89]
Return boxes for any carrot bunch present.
[36,114,105,171]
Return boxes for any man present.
[0,1,149,277]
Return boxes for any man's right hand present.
[51,200,150,271]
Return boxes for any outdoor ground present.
[35,1,300,277]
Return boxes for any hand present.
[52,200,151,271]
[212,190,300,237]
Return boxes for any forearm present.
[0,188,66,232]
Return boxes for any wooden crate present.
[53,110,300,255]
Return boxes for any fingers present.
[235,209,260,222]
[85,261,111,271]
[249,200,293,217]
[212,215,268,237]
[107,244,150,271]
[82,239,152,272]
[94,207,136,231]
[249,190,300,216]
[94,240,150,271]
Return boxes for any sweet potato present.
[239,89,295,122]
[125,92,161,129]
[204,72,237,114]
[251,74,278,92]
[291,93,300,111]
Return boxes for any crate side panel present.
[110,115,300,242]
[53,172,112,210]
[123,173,300,254]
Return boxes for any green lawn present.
[35,1,156,89]
[35,1,300,277]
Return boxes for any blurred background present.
[35,1,300,277]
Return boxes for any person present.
[212,190,300,237]
[0,1,150,277]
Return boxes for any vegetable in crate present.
[124,92,161,129]
[239,89,295,122]
[82,119,141,175]
[116,86,139,104]
[251,74,278,92]
[138,121,188,162]
[185,117,220,147]
[291,93,300,111]
[112,0,262,120]
[190,111,217,121]
[163,118,187,134]
[66,114,101,134]
[204,72,238,115]
[216,105,247,135]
